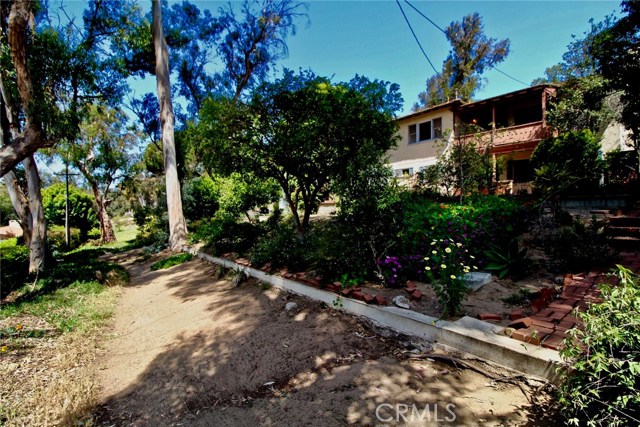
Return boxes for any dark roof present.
[396,84,559,120]
[396,99,463,122]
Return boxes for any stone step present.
[607,226,640,237]
[609,236,640,250]
[608,215,640,227]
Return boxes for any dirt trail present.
[95,251,554,426]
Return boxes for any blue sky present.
[273,0,620,112]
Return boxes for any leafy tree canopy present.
[42,183,98,237]
[196,69,402,232]
[415,13,510,109]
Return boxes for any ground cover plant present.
[150,252,193,271]
[558,265,640,426]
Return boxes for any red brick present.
[550,311,567,322]
[478,312,502,321]
[351,291,365,301]
[541,333,565,350]
[374,295,387,306]
[326,283,340,293]
[410,290,422,300]
[363,294,375,304]
[341,288,352,297]
[508,317,532,329]
[530,318,557,330]
[509,309,525,320]
[548,303,574,312]
[512,328,542,345]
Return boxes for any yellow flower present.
[470,255,475,259]
[1,346,6,353]
[430,241,436,245]
[445,247,451,253]
[473,266,478,270]
[456,242,462,247]
[15,324,22,331]
[424,257,430,261]
[450,275,456,280]
[425,266,431,271]
[441,264,447,269]
[432,250,437,255]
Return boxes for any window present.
[433,117,442,138]
[419,122,432,141]
[408,124,417,144]
[507,159,532,183]
[408,117,443,143]
[402,168,414,177]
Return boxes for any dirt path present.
[94,251,555,426]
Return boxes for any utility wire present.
[403,0,529,87]
[395,0,438,75]
[403,0,446,35]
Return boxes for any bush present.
[250,221,310,271]
[0,239,29,299]
[558,266,640,426]
[542,216,613,273]
[196,211,263,255]
[47,225,83,252]
[42,183,98,239]
[182,175,220,221]
[531,130,604,196]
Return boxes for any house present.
[389,84,559,194]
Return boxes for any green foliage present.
[182,175,220,221]
[42,183,98,238]
[0,185,17,225]
[542,216,614,273]
[0,240,29,299]
[250,221,311,272]
[423,238,477,317]
[196,211,263,255]
[196,69,402,233]
[531,130,604,195]
[484,240,530,280]
[604,149,639,192]
[150,253,193,271]
[401,194,524,258]
[417,133,494,199]
[591,1,640,151]
[558,266,640,426]
[415,12,510,108]
[217,173,280,220]
[546,75,615,135]
[47,225,82,253]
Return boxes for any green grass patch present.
[150,253,193,271]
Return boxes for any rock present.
[285,302,298,312]
[392,295,411,309]
[502,327,515,337]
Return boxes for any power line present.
[403,0,529,87]
[403,0,446,35]
[395,0,438,75]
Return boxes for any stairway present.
[606,210,640,250]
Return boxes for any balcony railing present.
[458,121,549,147]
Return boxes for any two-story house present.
[389,84,558,194]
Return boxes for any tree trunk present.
[91,185,116,243]
[152,0,187,250]
[3,170,32,247]
[24,156,46,273]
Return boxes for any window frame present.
[407,117,444,144]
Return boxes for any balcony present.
[458,121,551,154]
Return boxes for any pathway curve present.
[94,250,552,426]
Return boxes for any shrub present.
[182,175,220,221]
[558,266,640,426]
[42,183,98,239]
[531,130,604,196]
[0,239,29,299]
[47,225,83,252]
[542,216,613,273]
[250,221,310,271]
[197,211,263,255]
[423,238,477,317]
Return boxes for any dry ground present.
[93,252,558,426]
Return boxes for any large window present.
[507,159,532,183]
[408,117,442,143]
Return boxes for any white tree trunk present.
[152,0,187,250]
[24,156,46,273]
